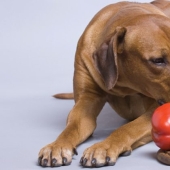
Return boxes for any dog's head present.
[93,15,170,104]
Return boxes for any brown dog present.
[38,0,170,167]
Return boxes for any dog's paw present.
[157,149,170,165]
[38,142,78,167]
[80,142,131,167]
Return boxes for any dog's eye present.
[150,58,166,66]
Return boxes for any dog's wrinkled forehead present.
[125,20,170,57]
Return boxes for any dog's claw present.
[120,150,131,156]
[106,156,110,163]
[63,157,67,165]
[38,157,42,165]
[51,158,57,167]
[91,158,96,166]
[106,156,115,166]
[82,158,87,166]
[80,157,83,164]
[42,159,48,167]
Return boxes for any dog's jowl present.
[38,0,170,167]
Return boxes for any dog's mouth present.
[157,99,166,106]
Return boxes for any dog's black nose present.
[157,99,166,106]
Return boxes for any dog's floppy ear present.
[93,27,126,90]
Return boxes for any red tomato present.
[152,103,170,150]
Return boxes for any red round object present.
[152,103,170,150]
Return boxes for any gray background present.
[1,0,170,169]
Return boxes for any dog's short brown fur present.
[152,0,170,17]
[38,0,170,167]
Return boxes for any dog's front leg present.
[80,103,158,167]
[38,92,106,167]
